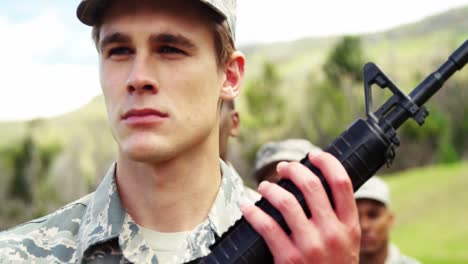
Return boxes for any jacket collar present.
[76,160,247,262]
[76,164,125,262]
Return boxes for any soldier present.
[355,177,420,264]
[219,100,240,163]
[253,139,322,184]
[219,99,260,202]
[0,0,360,263]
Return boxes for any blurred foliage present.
[323,36,365,86]
[238,62,288,168]
[300,36,367,146]
[0,120,63,229]
[7,135,34,202]
[244,62,285,129]
[0,97,116,230]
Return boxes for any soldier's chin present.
[359,242,379,255]
[128,152,158,163]
[122,144,166,163]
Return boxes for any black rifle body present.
[188,40,468,264]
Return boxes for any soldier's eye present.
[109,47,133,57]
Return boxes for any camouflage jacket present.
[0,161,256,263]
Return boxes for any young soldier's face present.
[357,199,394,254]
[98,0,228,162]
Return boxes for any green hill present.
[385,161,468,264]
[375,5,468,40]
[242,5,468,90]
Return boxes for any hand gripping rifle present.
[188,40,468,264]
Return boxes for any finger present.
[309,152,358,226]
[277,161,336,224]
[256,180,317,240]
[240,202,301,261]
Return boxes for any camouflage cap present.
[354,176,390,206]
[76,0,237,39]
[254,139,322,176]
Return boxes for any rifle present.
[188,40,468,264]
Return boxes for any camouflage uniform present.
[386,243,421,264]
[0,160,253,263]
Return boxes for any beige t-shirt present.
[138,225,191,263]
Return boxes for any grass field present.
[384,161,468,264]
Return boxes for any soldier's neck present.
[115,141,222,232]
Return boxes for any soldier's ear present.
[229,111,240,137]
[388,210,395,228]
[220,51,245,100]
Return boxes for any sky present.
[0,0,467,121]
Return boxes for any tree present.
[7,134,36,202]
[323,36,365,86]
[302,36,367,146]
[323,36,366,115]
[239,62,287,170]
[244,62,285,129]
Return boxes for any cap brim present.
[355,192,388,206]
[77,0,110,26]
[77,0,226,26]
[199,0,227,19]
